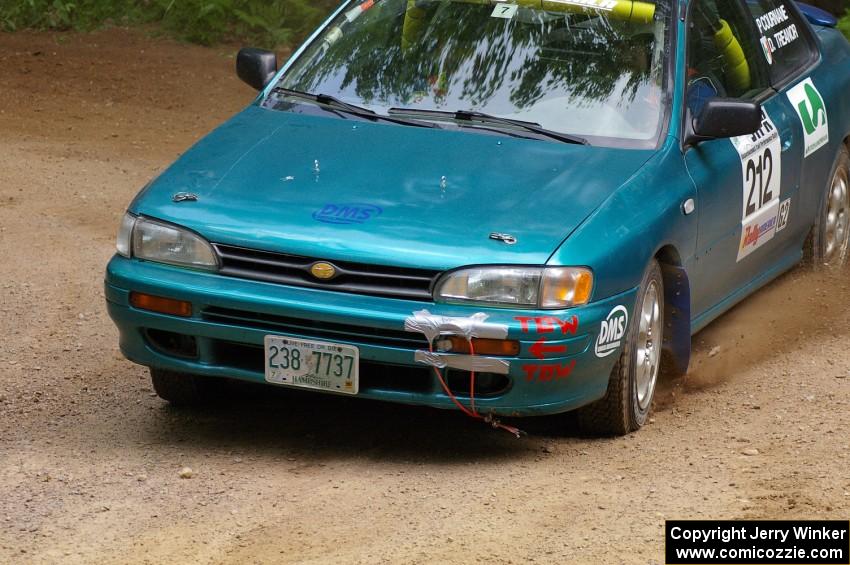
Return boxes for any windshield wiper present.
[271,87,439,129]
[387,107,588,145]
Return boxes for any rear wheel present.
[577,259,664,436]
[811,146,850,270]
[150,368,208,406]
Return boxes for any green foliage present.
[153,0,337,47]
[0,0,148,31]
[0,0,340,48]
[839,10,850,41]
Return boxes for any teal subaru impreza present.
[106,0,850,435]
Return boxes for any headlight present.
[116,213,136,258]
[116,213,218,270]
[435,266,593,309]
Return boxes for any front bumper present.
[105,256,638,417]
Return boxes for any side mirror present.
[236,48,277,91]
[687,98,763,145]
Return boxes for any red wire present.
[427,339,522,437]
[431,365,478,418]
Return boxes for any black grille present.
[213,244,439,301]
[202,306,430,350]
[144,329,198,359]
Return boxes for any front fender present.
[547,137,697,301]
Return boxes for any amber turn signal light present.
[129,292,192,317]
[439,336,520,356]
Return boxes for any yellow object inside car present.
[402,0,430,51]
[713,18,751,92]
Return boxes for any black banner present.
[666,520,849,564]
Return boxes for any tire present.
[150,368,207,406]
[810,145,850,270]
[577,259,664,436]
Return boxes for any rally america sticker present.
[730,109,782,262]
[595,306,628,358]
[787,78,829,158]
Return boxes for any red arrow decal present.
[529,338,567,360]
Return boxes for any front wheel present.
[577,259,664,436]
[810,146,850,270]
[150,368,208,406]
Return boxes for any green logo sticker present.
[787,78,828,157]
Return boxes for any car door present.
[683,0,802,319]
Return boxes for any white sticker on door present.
[787,78,829,158]
[730,109,783,262]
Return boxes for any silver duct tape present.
[414,350,510,375]
[404,310,509,342]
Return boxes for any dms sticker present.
[787,78,828,157]
[595,305,628,358]
[312,203,382,225]
[730,109,782,262]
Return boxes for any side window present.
[745,0,818,85]
[687,0,771,115]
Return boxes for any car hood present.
[131,105,654,270]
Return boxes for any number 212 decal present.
[745,147,773,217]
[730,110,783,262]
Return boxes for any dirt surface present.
[1,28,849,565]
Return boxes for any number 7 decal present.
[491,4,518,18]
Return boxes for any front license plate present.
[264,336,359,395]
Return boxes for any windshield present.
[269,0,672,148]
